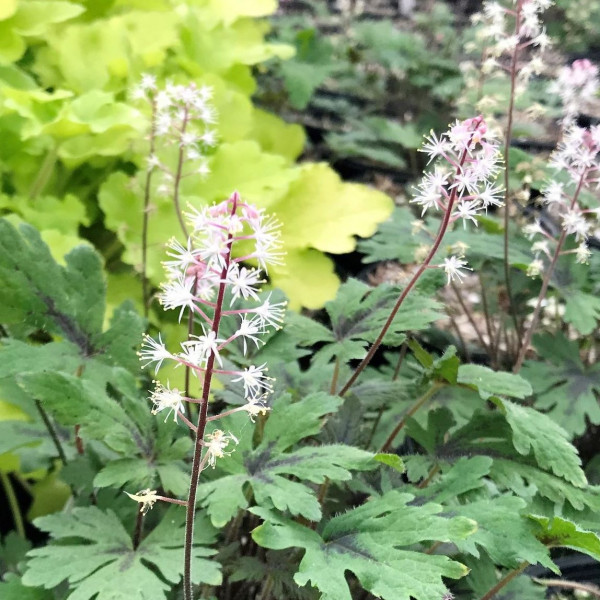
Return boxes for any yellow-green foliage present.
[0,0,393,309]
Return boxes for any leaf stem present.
[28,146,58,199]
[329,357,341,395]
[380,382,444,452]
[34,399,68,465]
[502,0,524,344]
[451,282,491,355]
[183,196,238,600]
[479,562,529,600]
[142,97,158,318]
[0,472,25,538]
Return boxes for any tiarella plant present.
[131,191,285,599]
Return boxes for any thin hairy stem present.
[338,121,483,397]
[380,382,444,452]
[392,342,408,381]
[142,97,158,318]
[183,197,237,600]
[330,357,341,395]
[514,172,585,372]
[34,399,68,465]
[451,282,491,355]
[478,271,497,364]
[0,472,25,538]
[479,562,529,600]
[502,0,524,343]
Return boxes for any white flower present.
[232,363,274,401]
[163,237,201,277]
[527,258,544,277]
[181,328,224,368]
[150,381,186,423]
[139,333,173,373]
[455,200,480,228]
[242,398,270,422]
[236,315,265,355]
[125,489,159,514]
[252,294,286,330]
[158,275,196,321]
[204,430,238,468]
[562,208,590,242]
[441,256,472,284]
[576,243,591,264]
[226,264,262,305]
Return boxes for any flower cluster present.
[132,75,217,189]
[526,125,600,273]
[139,191,285,467]
[411,116,503,283]
[462,1,552,116]
[550,59,599,124]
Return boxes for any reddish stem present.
[338,119,483,397]
[183,195,237,600]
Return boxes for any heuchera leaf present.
[22,506,221,599]
[251,491,475,600]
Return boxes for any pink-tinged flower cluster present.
[132,76,217,188]
[411,116,503,283]
[525,125,600,273]
[139,191,286,465]
[551,59,599,123]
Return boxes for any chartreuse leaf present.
[529,514,600,560]
[22,506,220,599]
[457,364,532,400]
[521,332,600,437]
[492,398,586,487]
[252,491,475,600]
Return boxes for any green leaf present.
[529,514,600,560]
[492,398,586,487]
[453,496,556,572]
[305,278,441,365]
[490,459,600,512]
[199,441,375,526]
[373,453,405,472]
[0,577,52,600]
[22,506,221,599]
[563,290,600,335]
[457,364,532,400]
[252,491,475,600]
[262,393,343,452]
[0,220,105,352]
[521,333,600,437]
